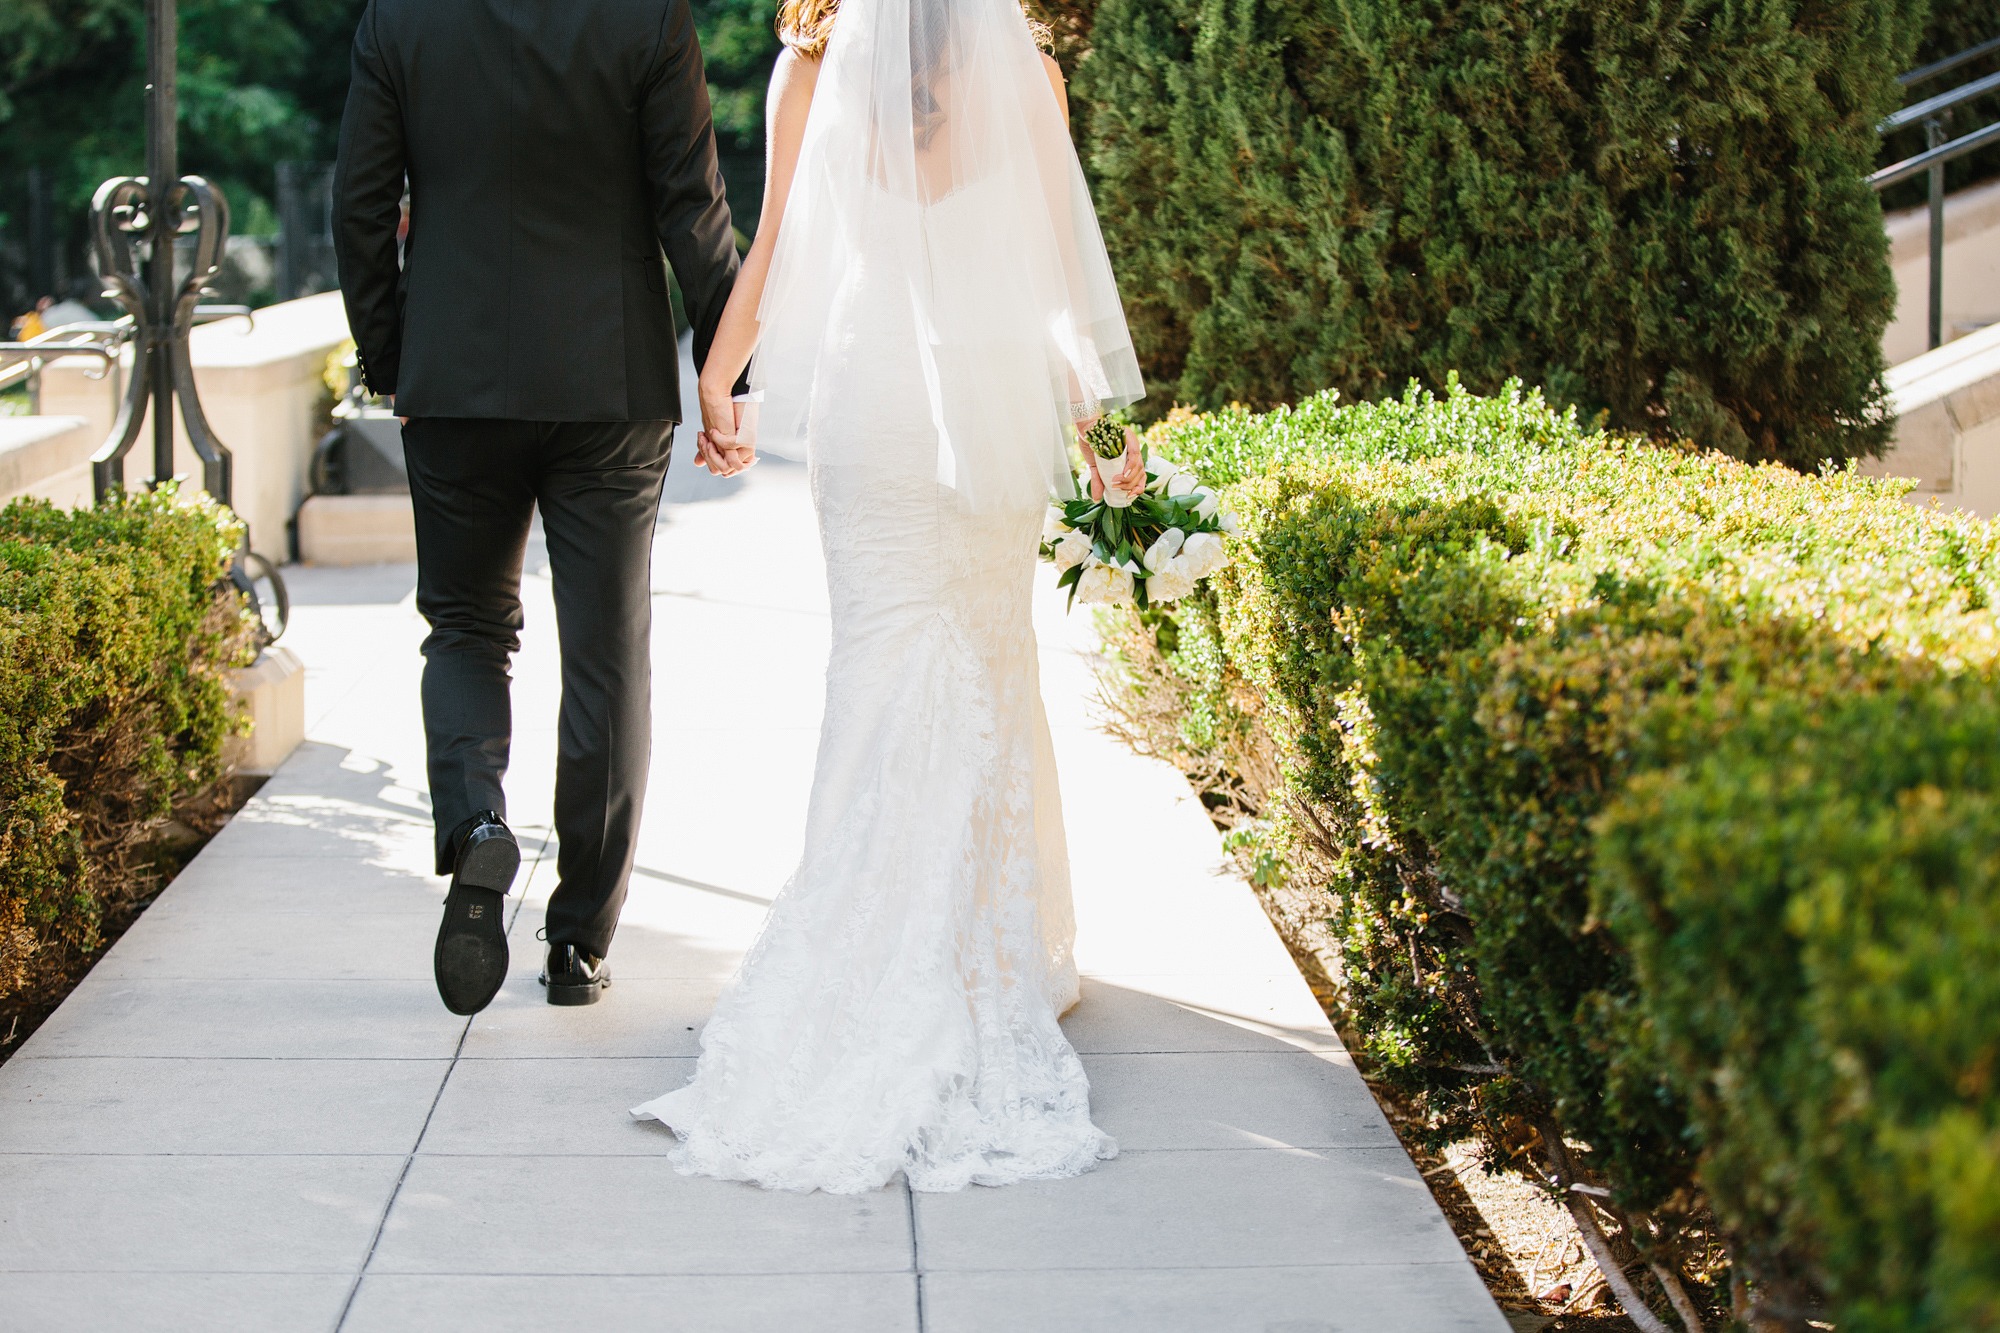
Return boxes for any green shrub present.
[1077,0,1920,469]
[0,489,253,1002]
[1598,681,2000,1332]
[1109,381,2000,1323]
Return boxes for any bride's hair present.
[778,0,1054,151]
[776,0,1053,61]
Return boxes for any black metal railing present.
[1872,36,2000,352]
[68,0,285,641]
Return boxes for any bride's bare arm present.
[697,49,819,468]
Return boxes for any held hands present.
[696,377,759,477]
[1078,419,1144,502]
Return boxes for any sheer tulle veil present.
[748,0,1145,510]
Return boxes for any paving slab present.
[913,1147,1460,1272]
[1061,975,1347,1055]
[26,977,466,1060]
[98,908,453,980]
[457,978,719,1059]
[1078,1051,1398,1151]
[0,454,1506,1331]
[344,1273,919,1333]
[0,1056,446,1155]
[146,853,449,916]
[0,1154,404,1272]
[922,1263,1504,1333]
[0,1274,353,1333]
[419,1056,693,1155]
[369,1154,914,1276]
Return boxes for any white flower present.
[1076,557,1136,606]
[1166,470,1201,499]
[1145,456,1179,493]
[1181,531,1229,579]
[1145,554,1198,603]
[1194,491,1221,522]
[1143,527,1186,573]
[1043,506,1073,541]
[1051,529,1093,572]
[1219,509,1242,536]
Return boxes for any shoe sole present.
[433,825,520,1016]
[455,826,520,891]
[542,974,608,1006]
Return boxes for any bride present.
[630,0,1146,1194]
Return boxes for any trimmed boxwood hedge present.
[0,489,254,1006]
[1599,681,2000,1333]
[1111,383,2000,1328]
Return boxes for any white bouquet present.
[1039,418,1239,611]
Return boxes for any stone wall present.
[1884,176,2000,368]
[33,291,350,562]
[1860,320,2000,516]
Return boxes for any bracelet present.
[1068,398,1100,423]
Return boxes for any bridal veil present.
[747,0,1145,510]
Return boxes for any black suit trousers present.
[402,418,673,957]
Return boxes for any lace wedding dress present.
[629,178,1119,1194]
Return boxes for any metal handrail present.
[1874,37,2000,352]
[1900,35,2000,87]
[1870,118,2000,189]
[1880,68,2000,133]
[0,325,125,414]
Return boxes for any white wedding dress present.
[629,178,1119,1194]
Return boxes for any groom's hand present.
[695,430,746,477]
[698,376,738,451]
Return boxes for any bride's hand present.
[1111,428,1144,492]
[697,376,751,476]
[1077,421,1144,498]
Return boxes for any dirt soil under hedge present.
[0,772,266,1067]
[1279,936,1645,1333]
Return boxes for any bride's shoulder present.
[773,45,823,82]
[769,45,823,104]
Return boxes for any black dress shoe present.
[433,811,519,1016]
[540,944,611,1006]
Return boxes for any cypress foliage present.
[1077,0,1928,469]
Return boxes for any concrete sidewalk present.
[0,452,1507,1333]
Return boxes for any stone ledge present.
[222,646,305,776]
[1863,321,2000,512]
[0,416,93,505]
[297,493,417,566]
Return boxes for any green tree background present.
[0,0,365,311]
[0,0,784,316]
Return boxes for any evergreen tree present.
[0,0,367,311]
[692,0,782,234]
[1078,0,1929,468]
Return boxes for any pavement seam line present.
[335,1011,471,1330]
[907,1178,925,1332]
[328,834,555,1333]
[328,835,552,1324]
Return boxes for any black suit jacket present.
[332,0,741,421]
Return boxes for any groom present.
[333,0,751,1015]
